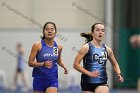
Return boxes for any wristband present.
[42,62,45,66]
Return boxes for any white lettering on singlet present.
[43,47,58,57]
[44,53,54,57]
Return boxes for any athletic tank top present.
[32,40,59,79]
[81,42,108,83]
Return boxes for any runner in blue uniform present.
[12,43,29,90]
[73,23,124,93]
[28,22,68,93]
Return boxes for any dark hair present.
[81,23,103,43]
[17,42,22,48]
[41,22,57,39]
[91,23,103,32]
[80,32,93,43]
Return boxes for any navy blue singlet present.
[81,42,108,83]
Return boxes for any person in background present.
[12,43,29,91]
[129,34,140,48]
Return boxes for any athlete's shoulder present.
[32,41,42,50]
[78,43,89,55]
[57,44,63,51]
[105,45,112,51]
[82,43,89,49]
[33,41,41,46]
[105,45,113,56]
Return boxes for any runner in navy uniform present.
[73,23,124,93]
